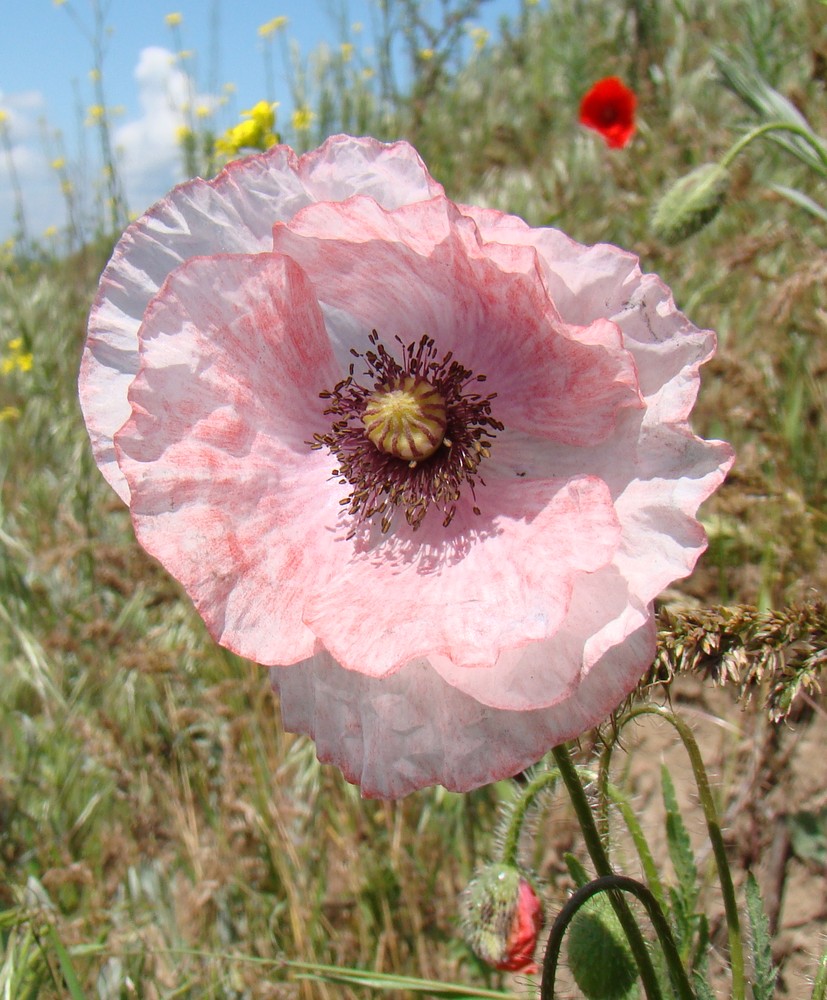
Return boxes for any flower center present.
[362,374,447,462]
[312,331,501,534]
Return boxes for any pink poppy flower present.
[80,135,732,799]
[579,77,637,149]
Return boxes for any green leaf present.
[714,50,827,176]
[45,924,89,1000]
[661,767,698,912]
[811,948,827,1000]
[745,873,777,1000]
[789,808,827,867]
[769,184,827,225]
[564,852,591,889]
[281,959,525,998]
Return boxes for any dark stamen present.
[311,331,502,534]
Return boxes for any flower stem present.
[549,744,665,1000]
[500,769,560,867]
[719,121,827,175]
[620,706,746,1000]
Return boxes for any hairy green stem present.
[619,706,745,1000]
[550,744,666,1000]
[500,768,559,867]
[720,121,827,175]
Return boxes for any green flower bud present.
[461,863,544,973]
[652,162,731,244]
[567,893,637,999]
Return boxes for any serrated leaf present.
[661,767,699,909]
[745,873,778,1000]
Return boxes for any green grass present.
[2,0,827,996]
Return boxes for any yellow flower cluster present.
[0,406,21,423]
[215,101,279,157]
[1,338,33,376]
[164,12,182,27]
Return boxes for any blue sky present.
[0,0,522,244]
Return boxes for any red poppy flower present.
[579,77,637,149]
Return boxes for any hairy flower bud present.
[567,894,637,999]
[652,162,731,244]
[461,864,544,974]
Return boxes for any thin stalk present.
[500,768,559,867]
[550,744,666,1000]
[720,121,827,175]
[620,706,745,1000]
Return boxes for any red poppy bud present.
[579,77,637,149]
[461,864,544,974]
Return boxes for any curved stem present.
[540,875,696,1000]
[617,706,745,1000]
[720,121,827,175]
[500,769,560,867]
[551,744,665,1000]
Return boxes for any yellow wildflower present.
[245,100,276,130]
[51,157,66,171]
[291,107,314,131]
[258,15,288,38]
[0,109,8,124]
[418,47,435,61]
[43,225,58,238]
[61,179,74,195]
[164,12,182,26]
[195,104,212,119]
[53,0,67,6]
[4,339,34,374]
[362,67,375,80]
[178,49,194,60]
[223,82,237,94]
[89,68,101,82]
[469,26,489,50]
[0,406,21,423]
[176,125,193,143]
[85,104,105,125]
[340,42,354,62]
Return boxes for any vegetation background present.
[1,0,826,996]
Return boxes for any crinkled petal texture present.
[80,135,444,502]
[83,136,733,799]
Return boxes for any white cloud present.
[0,90,65,243]
[114,46,215,217]
[0,52,219,245]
